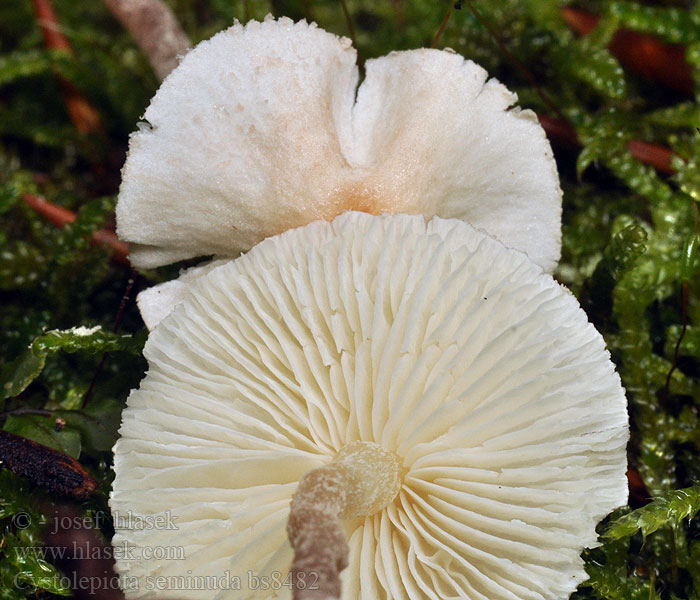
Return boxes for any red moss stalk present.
[537,115,678,175]
[562,6,693,96]
[627,139,675,174]
[31,0,103,134]
[23,194,130,265]
[627,468,651,508]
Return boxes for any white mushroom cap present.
[136,258,228,330]
[111,212,627,600]
[116,16,562,273]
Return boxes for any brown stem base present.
[287,467,348,600]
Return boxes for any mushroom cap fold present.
[111,212,627,600]
[116,17,562,272]
[136,258,228,330]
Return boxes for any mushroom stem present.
[287,441,403,600]
[287,466,349,600]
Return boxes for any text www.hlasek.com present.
[14,540,185,562]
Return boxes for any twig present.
[664,281,688,390]
[22,194,130,264]
[301,0,314,23]
[392,0,406,29]
[431,1,457,49]
[562,7,693,96]
[0,408,54,420]
[0,430,97,499]
[664,224,696,395]
[339,0,356,48]
[81,275,136,409]
[102,0,191,80]
[32,0,71,52]
[31,0,103,134]
[663,205,699,398]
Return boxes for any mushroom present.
[116,16,562,275]
[111,212,628,600]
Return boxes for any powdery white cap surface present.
[111,213,627,600]
[116,16,562,273]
